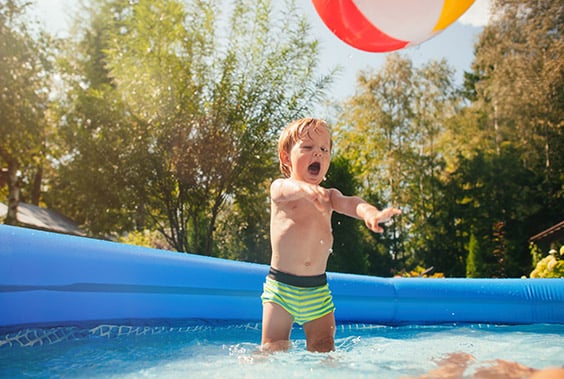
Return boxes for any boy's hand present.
[271,179,331,213]
[301,183,331,213]
[363,206,402,233]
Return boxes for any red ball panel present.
[312,0,409,52]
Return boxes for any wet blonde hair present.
[277,118,332,178]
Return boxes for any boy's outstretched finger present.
[381,207,402,222]
[365,219,383,233]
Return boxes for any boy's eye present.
[321,147,329,153]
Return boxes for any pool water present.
[1,322,562,378]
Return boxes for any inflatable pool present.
[1,224,563,330]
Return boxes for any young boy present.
[261,118,402,353]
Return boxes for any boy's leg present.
[303,311,335,352]
[261,302,293,352]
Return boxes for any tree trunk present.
[6,160,20,225]
[31,164,43,205]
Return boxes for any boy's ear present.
[280,150,290,166]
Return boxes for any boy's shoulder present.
[270,177,288,191]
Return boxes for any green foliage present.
[334,2,563,276]
[469,0,563,225]
[466,232,483,278]
[529,243,543,269]
[117,230,173,251]
[335,54,462,274]
[213,178,271,264]
[445,147,548,277]
[395,265,444,278]
[472,0,563,176]
[324,155,371,275]
[48,0,335,258]
[0,0,53,220]
[530,254,564,278]
[42,0,148,236]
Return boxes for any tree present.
[105,0,334,255]
[444,146,546,277]
[324,155,372,274]
[466,231,484,278]
[334,54,461,274]
[213,177,271,264]
[452,0,563,276]
[47,0,148,236]
[470,0,563,228]
[51,0,335,257]
[0,0,52,222]
[335,55,413,268]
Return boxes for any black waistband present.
[268,267,327,288]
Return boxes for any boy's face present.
[282,126,331,185]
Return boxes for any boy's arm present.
[330,189,401,233]
[271,179,330,212]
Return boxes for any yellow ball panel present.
[433,0,476,32]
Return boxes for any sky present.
[31,0,492,111]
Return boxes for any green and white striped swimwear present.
[261,267,335,325]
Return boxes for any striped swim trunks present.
[261,267,335,325]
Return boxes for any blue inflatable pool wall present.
[1,225,563,329]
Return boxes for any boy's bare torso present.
[270,194,334,276]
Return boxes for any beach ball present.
[312,0,476,52]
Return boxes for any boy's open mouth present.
[308,162,321,175]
